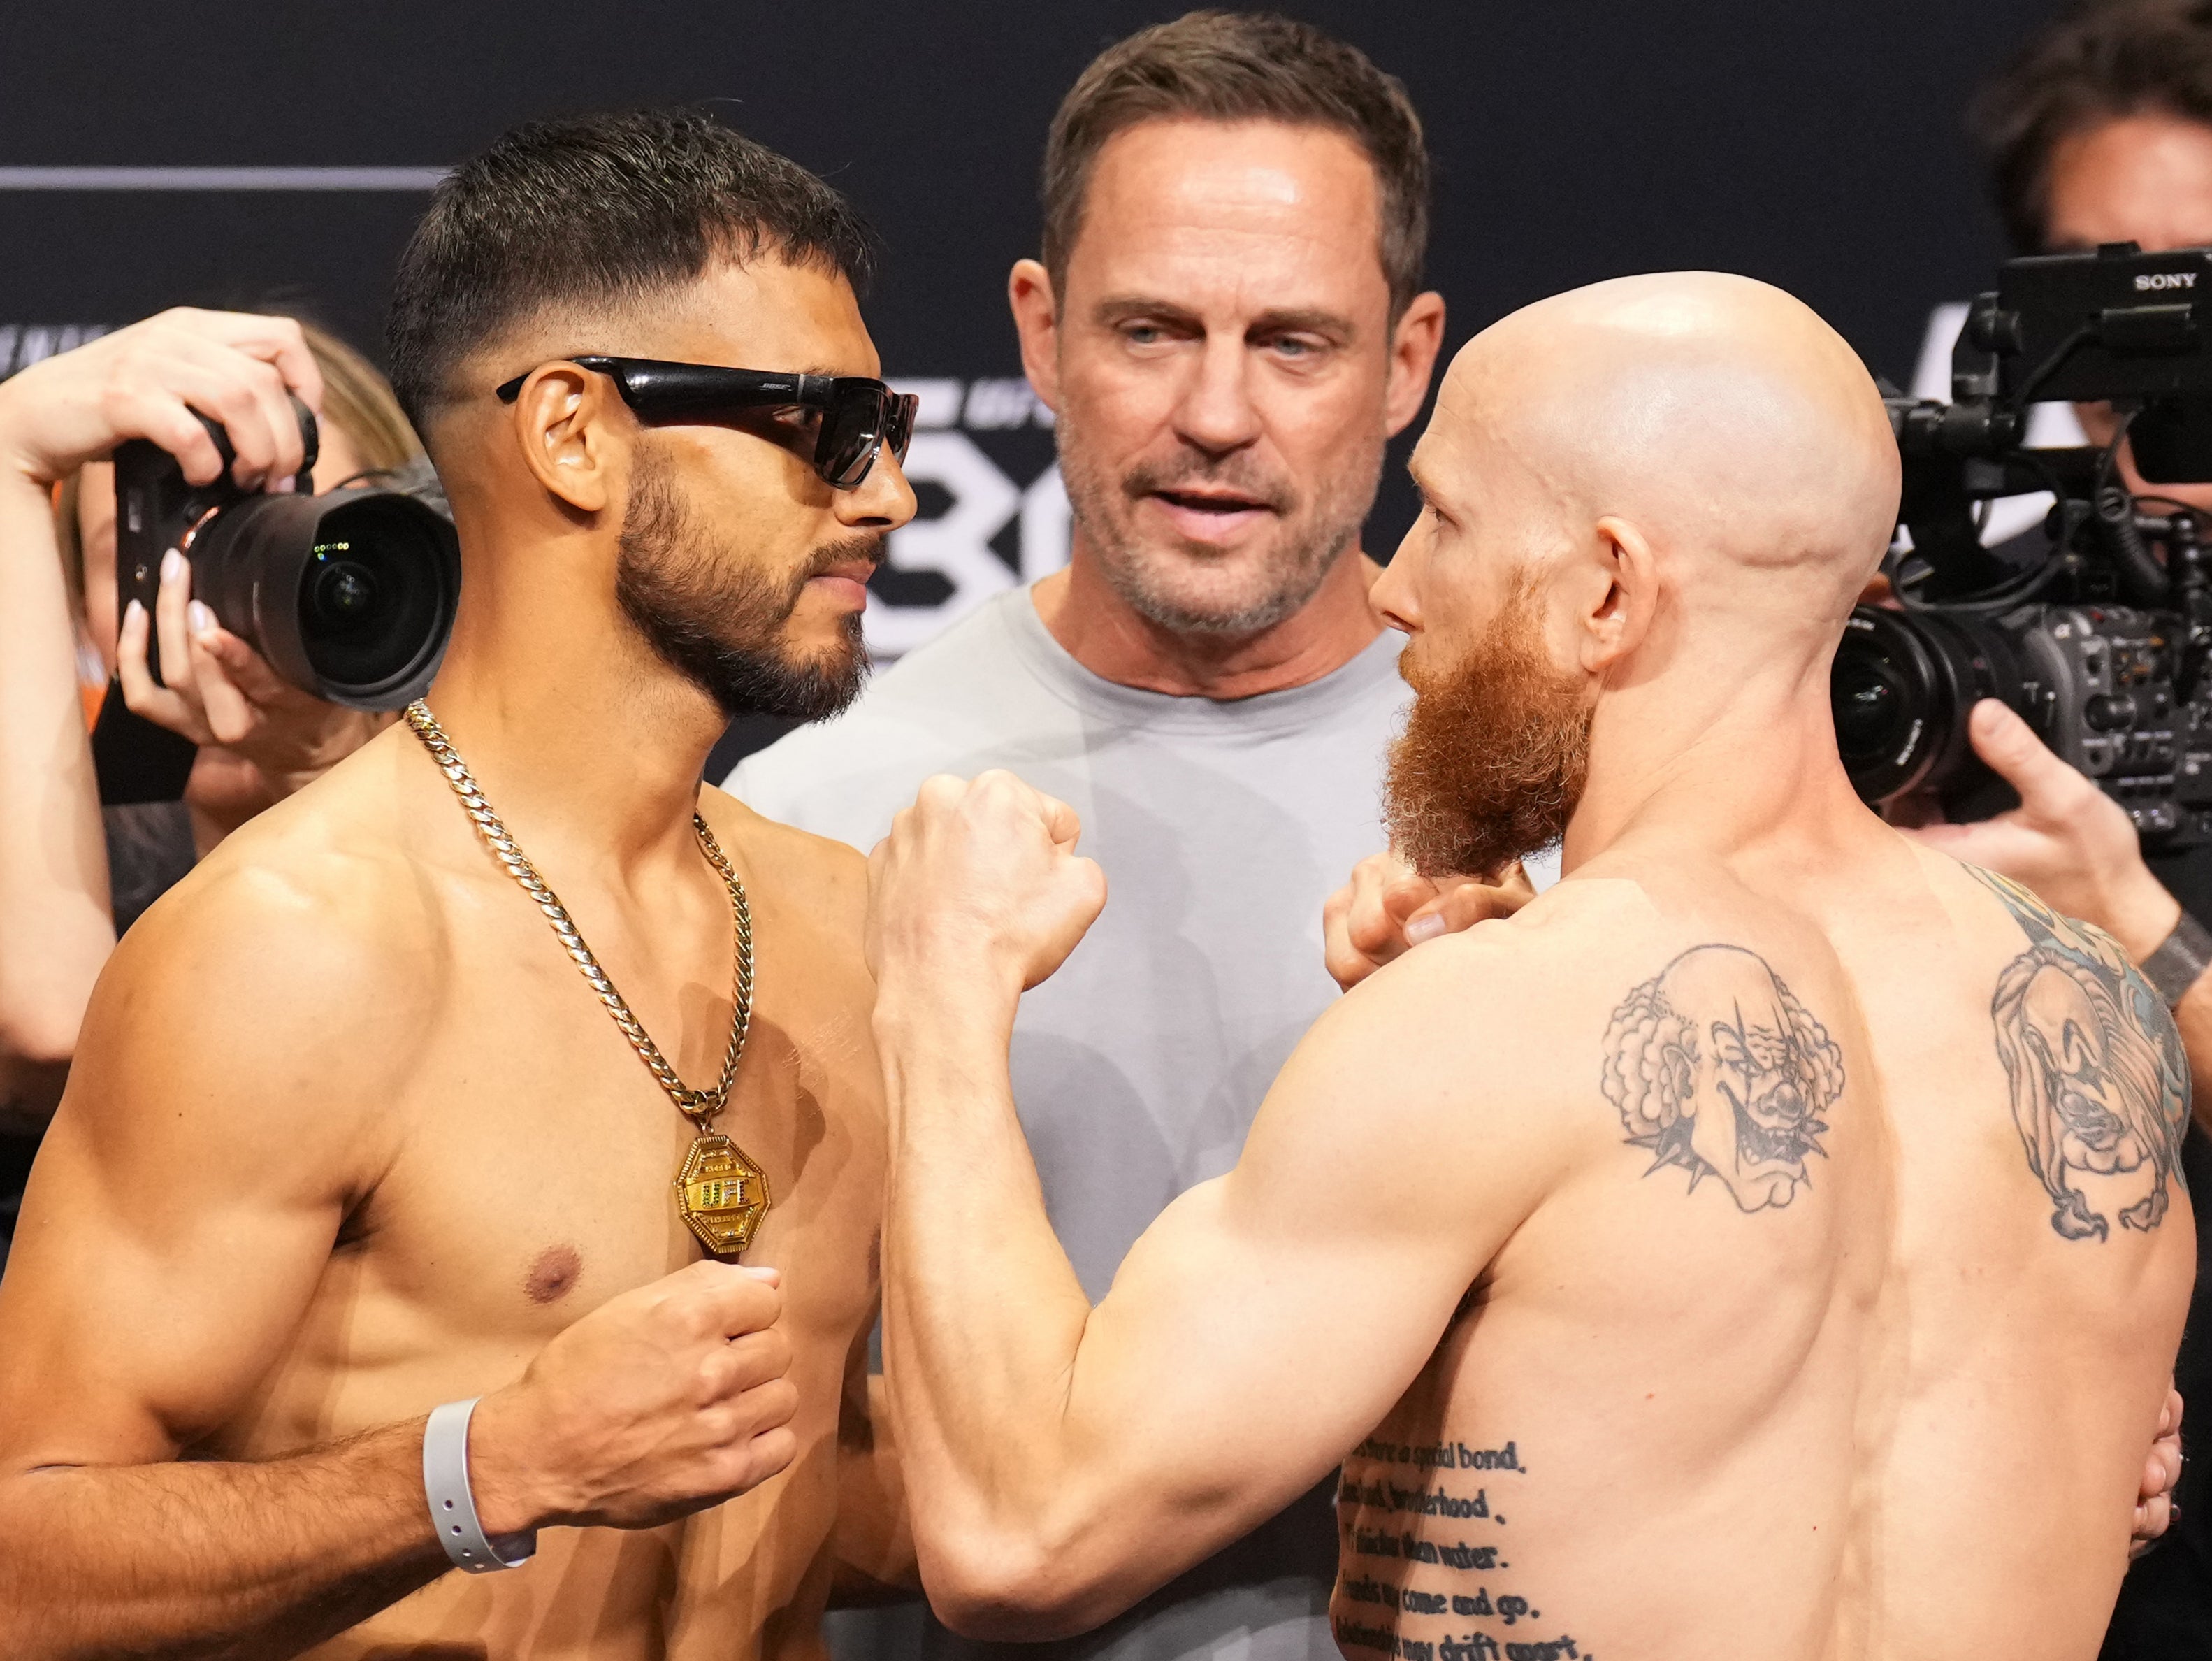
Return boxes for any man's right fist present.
[466,1259,798,1534]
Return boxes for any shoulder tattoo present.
[1968,867,2190,1242]
[1601,945,1845,1213]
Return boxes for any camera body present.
[1835,241,2212,844]
[114,399,461,711]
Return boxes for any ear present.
[1383,291,1447,438]
[1009,259,1062,415]
[1582,515,1660,675]
[507,363,627,516]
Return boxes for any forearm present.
[0,479,114,1106]
[872,988,1098,1570]
[0,1416,451,1661]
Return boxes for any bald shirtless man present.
[0,110,913,1658]
[862,272,2196,1660]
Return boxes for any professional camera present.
[113,399,461,710]
[1833,240,2212,844]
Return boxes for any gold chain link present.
[403,700,754,1129]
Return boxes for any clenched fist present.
[866,770,1107,1004]
[1323,851,1535,991]
[465,1259,799,1534]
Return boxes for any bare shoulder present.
[699,779,869,937]
[1267,877,1678,1173]
[1928,848,2191,1242]
[65,742,440,1167]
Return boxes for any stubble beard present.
[1385,579,1593,879]
[1055,402,1382,636]
[615,451,879,722]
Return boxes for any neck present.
[419,528,728,879]
[1032,529,1384,699]
[1561,640,1869,872]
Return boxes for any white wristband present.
[423,1397,537,1573]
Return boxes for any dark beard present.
[615,454,879,721]
[1385,581,1592,879]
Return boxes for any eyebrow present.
[1090,296,1358,340]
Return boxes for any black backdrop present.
[0,0,2065,663]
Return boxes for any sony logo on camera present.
[2134,271,2200,292]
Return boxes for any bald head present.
[1415,272,1897,628]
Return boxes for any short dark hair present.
[1042,10,1429,317]
[386,108,877,431]
[1974,1,2212,251]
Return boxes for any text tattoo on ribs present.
[1336,1437,1591,1661]
[1600,946,1845,1211]
[1971,868,2189,1241]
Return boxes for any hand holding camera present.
[0,305,321,495]
[1902,696,2183,961]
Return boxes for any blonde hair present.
[52,319,425,617]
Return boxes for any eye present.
[1120,322,1168,347]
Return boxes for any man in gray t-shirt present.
[731,17,1517,1661]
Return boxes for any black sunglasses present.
[495,354,918,490]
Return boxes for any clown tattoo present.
[1970,868,2189,1242]
[1602,946,1846,1211]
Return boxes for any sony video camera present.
[113,399,461,710]
[1833,240,2212,844]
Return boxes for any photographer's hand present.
[1904,698,2212,1130]
[1901,699,2180,961]
[114,548,386,816]
[0,308,319,493]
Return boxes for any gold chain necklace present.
[403,700,771,1256]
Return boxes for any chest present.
[309,897,883,1393]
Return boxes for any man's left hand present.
[1323,851,1534,991]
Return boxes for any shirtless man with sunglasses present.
[0,110,915,1660]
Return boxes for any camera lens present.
[1830,606,2023,805]
[310,557,379,625]
[186,487,461,710]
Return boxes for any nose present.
[1371,519,1426,635]
[1171,330,1264,459]
[839,441,918,531]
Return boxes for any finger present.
[185,606,256,746]
[140,336,301,488]
[161,308,324,412]
[1034,789,1083,850]
[195,626,293,707]
[153,552,204,713]
[1964,700,2079,808]
[677,1259,784,1339]
[1408,878,1533,944]
[115,599,206,739]
[2168,1386,2184,1437]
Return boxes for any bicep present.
[0,895,387,1470]
[1067,963,1554,1527]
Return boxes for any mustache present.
[1122,454,1295,515]
[800,533,888,582]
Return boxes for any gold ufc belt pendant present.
[403,701,771,1258]
[677,1130,772,1256]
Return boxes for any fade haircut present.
[1042,10,1429,318]
[386,107,877,432]
[1974,0,2212,251]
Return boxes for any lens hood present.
[187,486,461,710]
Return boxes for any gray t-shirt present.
[731,587,1543,1661]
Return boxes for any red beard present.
[1385,583,1592,880]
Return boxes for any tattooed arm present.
[866,775,1561,1640]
